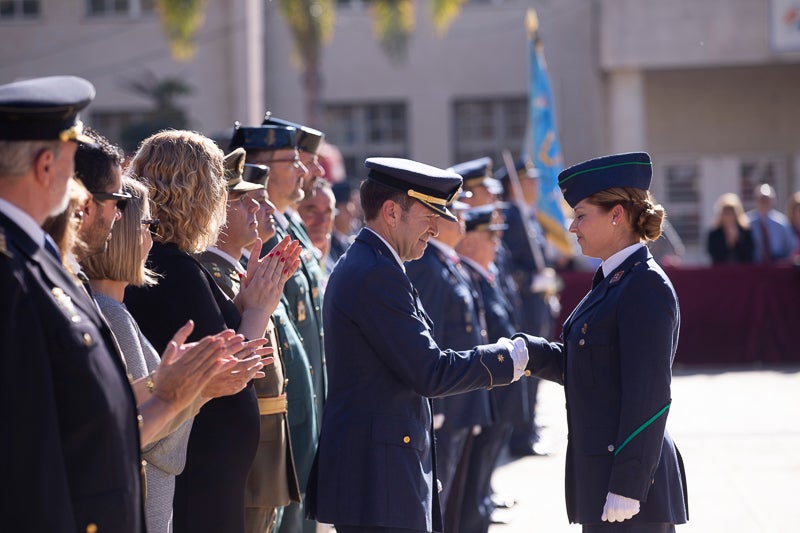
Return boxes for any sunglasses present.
[141,218,160,230]
[91,191,132,212]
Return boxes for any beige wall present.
[0,0,265,139]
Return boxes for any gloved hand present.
[499,337,529,382]
[601,492,640,522]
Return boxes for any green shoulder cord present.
[614,402,671,457]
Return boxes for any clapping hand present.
[200,336,274,399]
[235,235,302,317]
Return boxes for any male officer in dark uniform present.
[305,157,529,533]
[232,123,321,533]
[405,200,492,533]
[0,76,145,531]
[456,204,530,532]
[496,158,557,457]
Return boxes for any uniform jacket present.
[305,228,517,532]
[406,243,493,429]
[518,246,688,525]
[0,212,144,532]
[266,218,326,429]
[196,248,243,299]
[501,203,553,337]
[461,259,530,425]
[203,252,301,509]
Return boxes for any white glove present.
[498,337,529,382]
[601,492,640,522]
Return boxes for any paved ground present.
[489,365,800,533]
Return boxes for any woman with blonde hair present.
[706,192,754,264]
[124,130,301,532]
[82,176,272,531]
[516,152,688,532]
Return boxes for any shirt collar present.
[273,209,290,230]
[0,197,47,248]
[460,255,494,282]
[364,227,405,272]
[205,246,246,274]
[428,238,459,262]
[601,242,644,278]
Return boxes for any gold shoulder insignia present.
[0,227,9,258]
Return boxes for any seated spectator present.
[707,192,754,264]
[747,184,797,263]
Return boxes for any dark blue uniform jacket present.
[517,246,688,525]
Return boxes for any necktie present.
[44,234,62,262]
[591,267,604,289]
[759,217,772,263]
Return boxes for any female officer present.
[517,152,688,532]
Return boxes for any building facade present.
[2,0,799,263]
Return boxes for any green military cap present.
[262,111,325,155]
[0,75,97,145]
[225,148,264,193]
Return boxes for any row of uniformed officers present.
[0,75,688,533]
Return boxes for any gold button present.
[466,325,473,332]
[83,332,92,346]
[524,370,532,377]
[607,444,615,453]
[403,435,411,444]
[137,414,143,429]
[86,524,98,533]
[578,339,585,346]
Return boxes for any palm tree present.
[154,0,468,126]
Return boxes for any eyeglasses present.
[91,191,132,212]
[266,157,302,169]
[141,218,160,230]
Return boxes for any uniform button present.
[284,379,290,386]
[309,367,315,375]
[86,524,98,533]
[137,414,143,429]
[403,435,411,444]
[524,370,531,377]
[607,444,615,453]
[578,339,585,346]
[466,325,473,332]
[83,332,92,346]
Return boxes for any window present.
[87,0,155,18]
[323,102,408,179]
[663,163,701,246]
[452,97,527,166]
[0,0,40,20]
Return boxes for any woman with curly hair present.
[124,130,301,532]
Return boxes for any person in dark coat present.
[0,75,146,533]
[305,157,529,533]
[125,130,301,533]
[405,203,492,533]
[456,204,529,533]
[706,192,754,264]
[517,152,689,532]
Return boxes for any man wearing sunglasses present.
[74,126,132,260]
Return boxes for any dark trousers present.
[458,422,513,533]
[583,522,675,533]
[277,498,316,533]
[435,424,470,532]
[443,431,475,533]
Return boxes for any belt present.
[258,394,288,415]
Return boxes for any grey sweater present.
[95,293,194,533]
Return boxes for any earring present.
[612,220,617,226]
